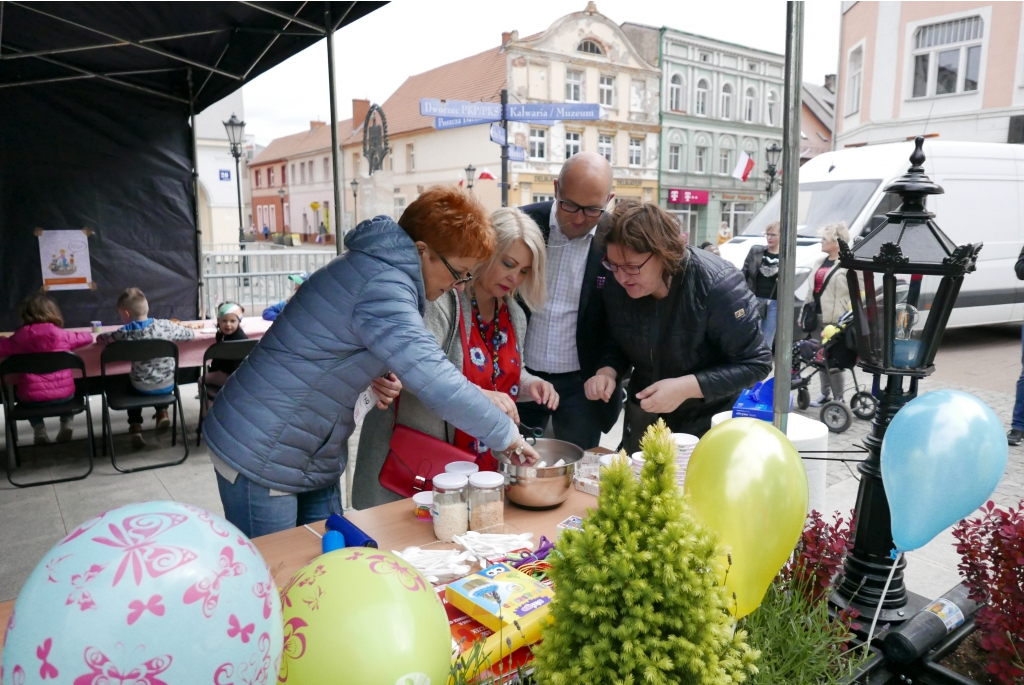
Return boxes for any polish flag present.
[731,151,755,182]
[477,167,496,180]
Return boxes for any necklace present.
[471,292,502,387]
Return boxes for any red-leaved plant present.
[782,510,861,642]
[952,500,1024,685]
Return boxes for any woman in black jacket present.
[741,221,781,346]
[585,202,772,452]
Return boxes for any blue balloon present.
[881,390,1007,552]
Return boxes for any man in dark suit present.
[518,151,623,449]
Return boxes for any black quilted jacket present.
[600,246,772,435]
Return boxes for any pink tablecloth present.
[2,317,272,377]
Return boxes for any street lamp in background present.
[223,113,248,285]
[764,142,782,196]
[350,178,359,226]
[465,164,476,193]
[277,188,286,239]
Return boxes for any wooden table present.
[0,489,598,659]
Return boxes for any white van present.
[719,140,1024,328]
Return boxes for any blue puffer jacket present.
[202,216,519,493]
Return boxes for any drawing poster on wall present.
[37,228,95,291]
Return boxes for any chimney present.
[352,99,370,126]
[585,1,598,14]
[824,74,836,94]
[502,31,511,46]
[309,120,326,131]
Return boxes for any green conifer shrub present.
[533,420,759,684]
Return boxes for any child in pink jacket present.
[0,295,94,444]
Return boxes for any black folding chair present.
[196,339,258,446]
[1,352,95,488]
[100,340,188,473]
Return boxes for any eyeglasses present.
[558,198,605,218]
[437,251,473,286]
[601,253,654,275]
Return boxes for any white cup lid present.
[469,471,505,489]
[432,473,468,490]
[445,461,480,475]
[630,452,645,463]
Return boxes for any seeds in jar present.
[433,501,468,542]
[470,500,504,531]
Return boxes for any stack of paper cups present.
[671,433,699,490]
[630,452,645,479]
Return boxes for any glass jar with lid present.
[468,471,505,531]
[445,461,479,477]
[431,473,468,542]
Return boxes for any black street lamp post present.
[465,164,476,193]
[830,137,982,627]
[350,178,359,226]
[277,187,286,238]
[223,113,248,282]
[764,142,782,196]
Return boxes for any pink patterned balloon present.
[1,501,283,684]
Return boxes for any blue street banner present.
[508,145,526,162]
[420,98,502,120]
[505,102,600,121]
[490,123,506,146]
[434,116,493,130]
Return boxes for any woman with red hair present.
[204,186,538,537]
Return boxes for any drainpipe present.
[658,27,665,213]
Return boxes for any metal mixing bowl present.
[496,438,584,509]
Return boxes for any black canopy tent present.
[0,1,385,330]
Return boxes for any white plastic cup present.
[630,452,645,479]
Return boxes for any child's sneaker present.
[33,424,50,445]
[56,417,73,443]
[155,409,170,434]
[130,423,146,449]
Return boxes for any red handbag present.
[378,396,477,497]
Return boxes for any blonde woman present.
[803,221,852,406]
[354,207,557,508]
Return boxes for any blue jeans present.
[216,471,343,538]
[1013,320,1024,431]
[517,371,604,450]
[758,297,778,350]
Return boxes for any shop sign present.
[721,193,757,201]
[667,188,709,205]
[616,179,643,187]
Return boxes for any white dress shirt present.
[522,202,596,373]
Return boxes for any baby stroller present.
[791,311,877,433]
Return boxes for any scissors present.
[518,422,544,446]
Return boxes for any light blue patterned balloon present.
[881,390,1008,553]
[1,500,282,684]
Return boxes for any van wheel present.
[820,401,853,433]
[797,387,810,410]
[850,392,877,420]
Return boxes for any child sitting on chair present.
[205,302,249,396]
[0,295,94,444]
[98,287,194,449]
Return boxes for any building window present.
[566,70,583,102]
[291,164,296,185]
[629,137,643,166]
[666,202,699,245]
[748,61,759,72]
[599,75,615,106]
[767,91,778,126]
[847,46,863,114]
[268,167,275,186]
[911,16,983,97]
[255,169,262,187]
[406,144,414,172]
[578,39,603,55]
[743,87,756,123]
[323,158,330,181]
[283,202,290,228]
[630,80,646,112]
[300,163,306,184]
[696,79,708,116]
[699,52,711,63]
[723,201,754,233]
[529,128,547,160]
[598,134,613,163]
[720,83,733,119]
[718,147,732,175]
[695,146,707,173]
[353,152,360,175]
[668,144,681,172]
[565,131,581,158]
[394,196,407,216]
[669,74,684,111]
[281,165,287,185]
[309,161,316,183]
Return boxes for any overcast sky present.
[240,0,842,145]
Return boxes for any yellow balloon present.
[278,549,451,685]
[684,417,808,618]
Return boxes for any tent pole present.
[188,69,206,320]
[326,4,344,255]
[772,1,804,434]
